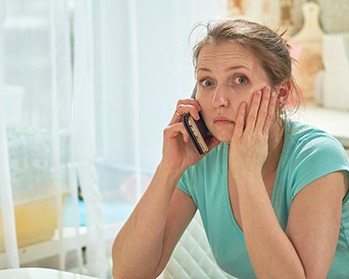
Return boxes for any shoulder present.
[281,119,349,198]
[284,119,348,164]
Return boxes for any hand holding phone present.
[183,112,210,155]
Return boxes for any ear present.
[277,80,291,107]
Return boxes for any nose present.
[211,86,229,108]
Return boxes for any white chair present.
[159,212,237,279]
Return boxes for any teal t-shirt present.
[178,119,349,279]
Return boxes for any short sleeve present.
[290,135,349,200]
[177,169,191,196]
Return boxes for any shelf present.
[0,223,122,269]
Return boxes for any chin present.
[210,126,234,143]
[213,133,232,143]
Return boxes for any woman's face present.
[196,41,271,142]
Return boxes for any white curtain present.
[0,0,83,273]
[72,0,108,277]
[94,0,228,217]
[0,2,19,267]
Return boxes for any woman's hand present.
[229,86,277,176]
[161,98,220,172]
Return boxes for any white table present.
[0,268,98,279]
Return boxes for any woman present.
[112,19,349,279]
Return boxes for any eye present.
[234,76,248,85]
[201,79,214,87]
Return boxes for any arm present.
[112,170,196,279]
[235,170,346,279]
[286,171,347,278]
[230,87,347,278]
[112,99,219,279]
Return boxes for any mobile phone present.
[183,112,210,155]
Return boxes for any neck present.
[263,119,285,175]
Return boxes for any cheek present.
[196,95,210,110]
[242,92,255,112]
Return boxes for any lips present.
[213,116,235,124]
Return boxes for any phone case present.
[183,112,210,154]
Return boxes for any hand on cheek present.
[229,86,278,174]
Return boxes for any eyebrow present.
[197,65,251,73]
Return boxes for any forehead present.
[196,41,260,70]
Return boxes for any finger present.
[169,106,197,125]
[234,102,247,139]
[177,99,202,114]
[244,90,262,134]
[262,91,278,135]
[169,99,202,125]
[169,110,183,125]
[177,103,201,120]
[254,86,271,133]
[164,122,190,142]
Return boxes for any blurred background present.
[0,0,348,278]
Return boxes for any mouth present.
[213,116,235,125]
